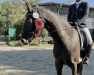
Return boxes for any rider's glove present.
[69,22,77,26]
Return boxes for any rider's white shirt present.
[76,1,82,9]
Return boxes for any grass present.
[23,44,53,48]
[6,40,94,48]
[0,35,8,37]
[7,41,22,46]
[6,40,53,48]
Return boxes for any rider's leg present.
[81,28,92,45]
[81,28,93,64]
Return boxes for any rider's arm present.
[76,2,89,24]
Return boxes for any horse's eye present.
[28,18,32,23]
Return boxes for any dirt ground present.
[0,46,94,75]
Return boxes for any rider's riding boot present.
[84,42,93,65]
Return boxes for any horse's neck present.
[43,14,70,42]
[44,16,78,48]
[45,21,79,50]
[45,21,67,42]
[38,7,78,46]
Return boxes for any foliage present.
[0,0,41,38]
[40,28,48,38]
[0,0,26,28]
[31,39,40,45]
[6,40,21,46]
[14,18,25,39]
[28,0,41,6]
[8,40,53,48]
[0,0,26,35]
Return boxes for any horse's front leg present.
[55,60,63,75]
[77,62,83,75]
[71,63,77,75]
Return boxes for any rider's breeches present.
[81,28,92,45]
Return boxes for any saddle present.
[80,29,88,50]
[75,26,88,59]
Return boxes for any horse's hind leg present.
[55,61,63,75]
[77,62,83,75]
[71,63,77,75]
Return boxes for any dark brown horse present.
[20,2,85,75]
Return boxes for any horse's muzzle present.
[19,39,30,46]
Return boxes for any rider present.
[67,0,93,64]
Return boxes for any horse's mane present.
[37,6,70,28]
[37,6,79,47]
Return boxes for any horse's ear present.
[25,2,34,13]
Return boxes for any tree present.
[0,0,26,32]
[0,0,41,38]
[41,28,48,38]
[0,0,27,36]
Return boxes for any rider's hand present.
[74,22,78,25]
[69,22,77,26]
[69,22,73,24]
[76,19,81,25]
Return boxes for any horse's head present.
[20,2,45,45]
[20,2,67,45]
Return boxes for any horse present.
[20,2,85,75]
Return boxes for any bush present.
[40,28,48,38]
[7,41,21,46]
[31,39,39,45]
